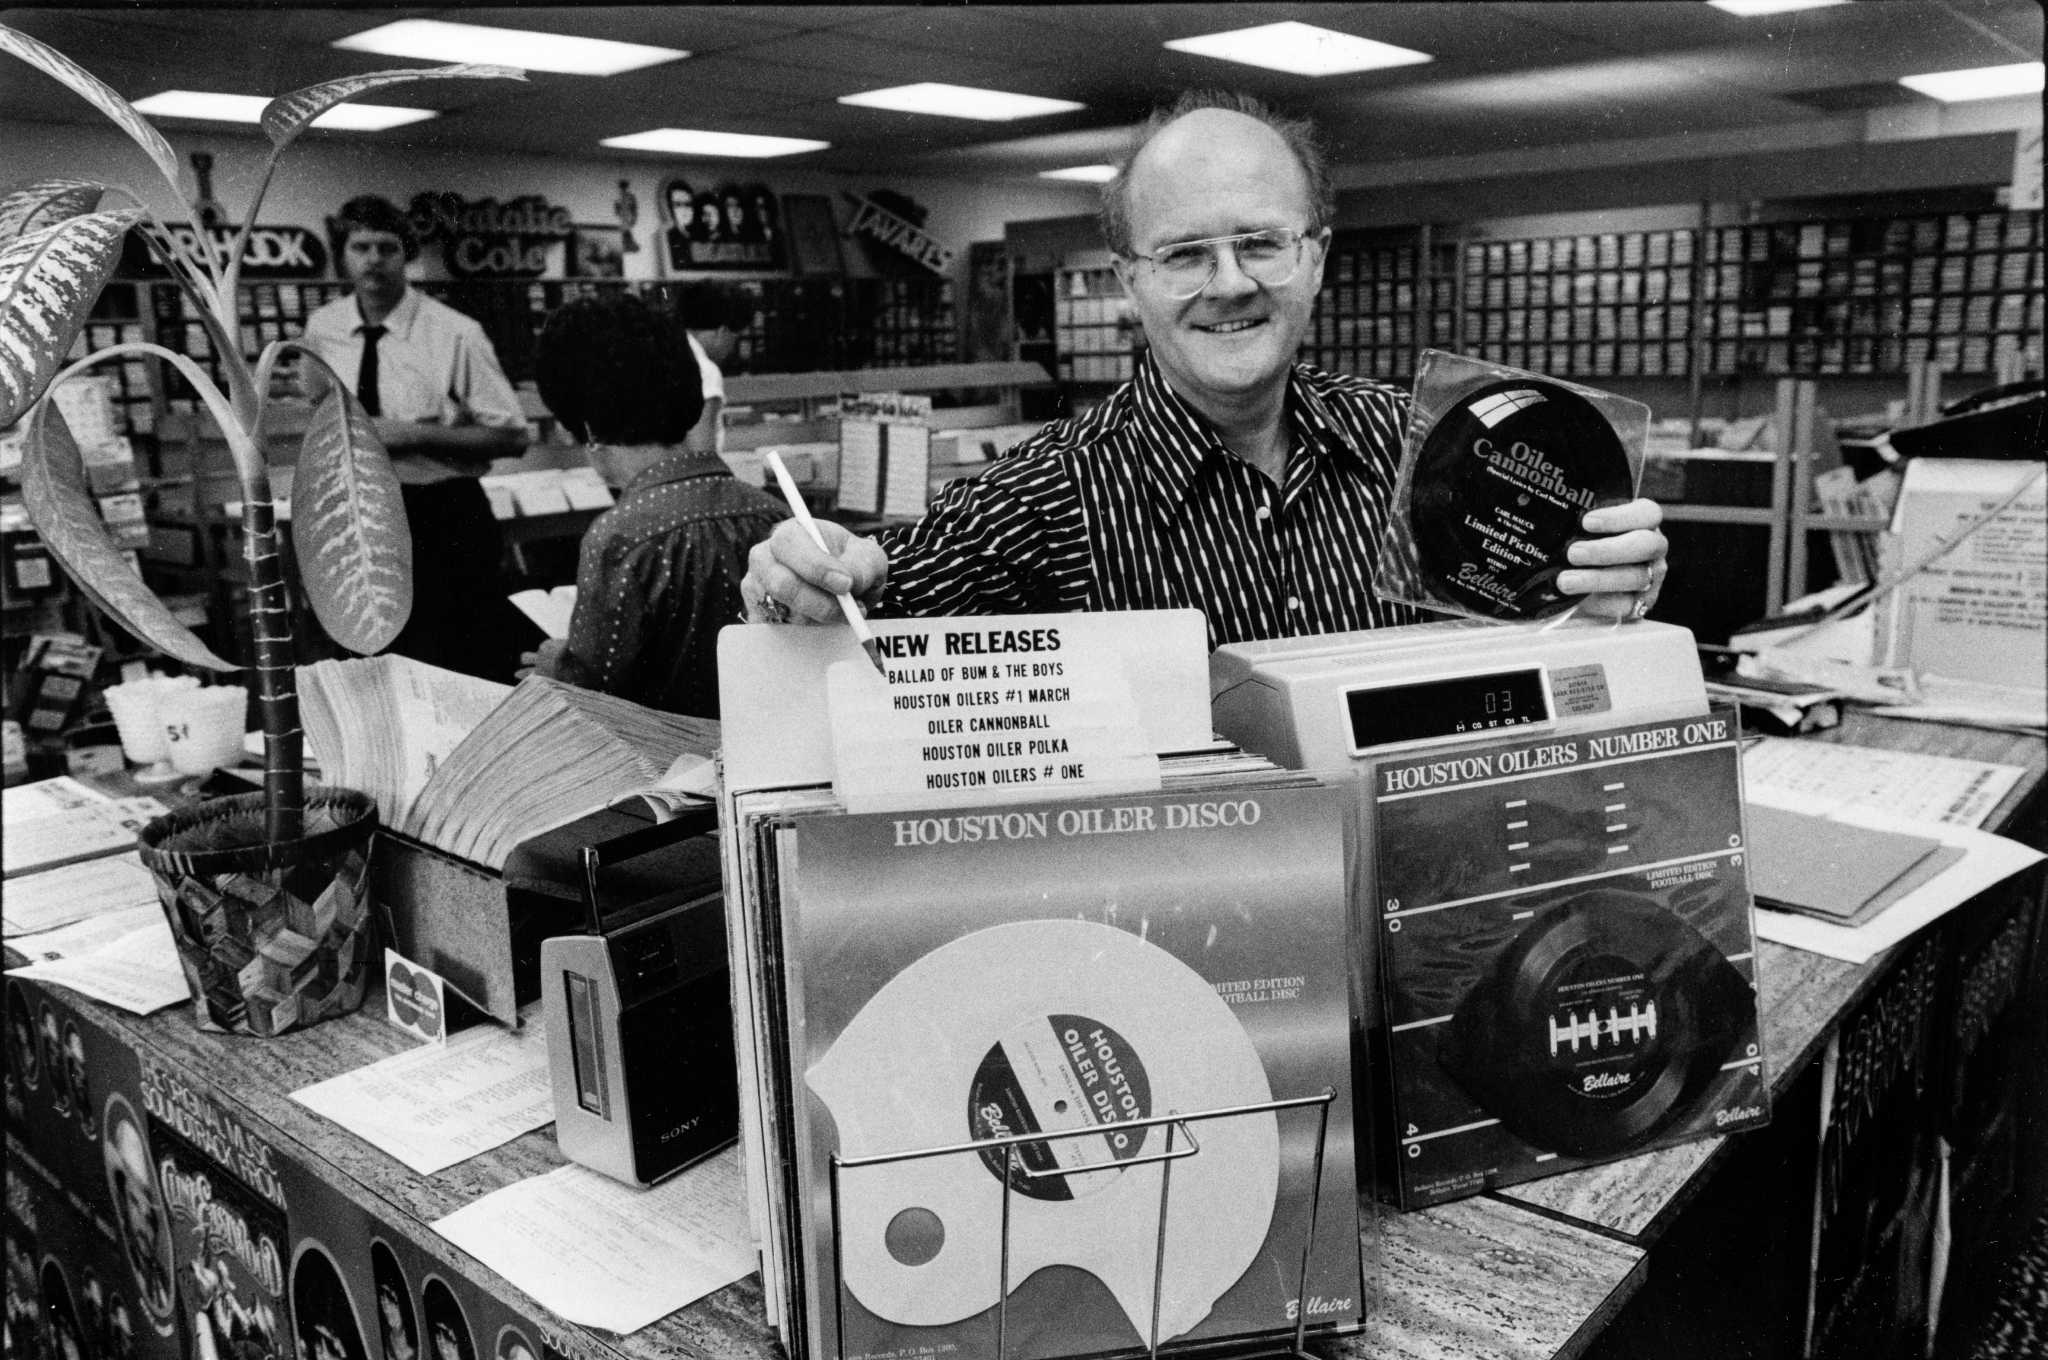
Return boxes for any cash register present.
[1210,616,1707,768]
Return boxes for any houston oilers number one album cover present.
[1372,706,1768,1209]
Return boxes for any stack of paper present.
[409,680,718,867]
[300,660,718,869]
[299,656,512,833]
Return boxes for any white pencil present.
[764,450,887,676]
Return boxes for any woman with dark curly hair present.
[520,293,783,718]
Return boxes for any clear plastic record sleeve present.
[770,780,1368,1360]
[1379,349,1649,622]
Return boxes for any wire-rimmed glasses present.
[1123,227,1319,300]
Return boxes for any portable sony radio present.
[536,808,738,1188]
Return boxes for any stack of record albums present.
[716,620,1372,1360]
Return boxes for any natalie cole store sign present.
[405,191,574,278]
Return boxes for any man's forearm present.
[375,419,529,460]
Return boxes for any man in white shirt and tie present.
[302,195,536,682]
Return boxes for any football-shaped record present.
[1436,890,1754,1159]
[1408,378,1634,619]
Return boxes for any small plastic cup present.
[160,685,250,778]
[104,675,201,783]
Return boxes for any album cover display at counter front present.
[1371,706,1768,1209]
[754,779,1366,1360]
[1379,350,1648,622]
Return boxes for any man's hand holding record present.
[1407,378,1636,619]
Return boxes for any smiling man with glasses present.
[746,91,1668,645]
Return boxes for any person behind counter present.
[301,194,536,683]
[519,294,783,719]
[675,279,757,457]
[744,90,1669,642]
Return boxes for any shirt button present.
[1255,504,1272,523]
[1288,596,1303,612]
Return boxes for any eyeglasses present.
[1124,228,1319,300]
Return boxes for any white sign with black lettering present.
[826,623,1159,813]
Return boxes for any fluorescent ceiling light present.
[1162,22,1432,77]
[1705,0,1850,16]
[839,83,1083,121]
[601,128,829,158]
[336,19,684,76]
[1899,61,2045,102]
[132,90,435,130]
[1040,165,1118,183]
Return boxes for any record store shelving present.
[1047,205,2043,395]
[85,271,969,452]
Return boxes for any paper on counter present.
[1743,737,2026,829]
[290,1017,552,1174]
[4,904,191,1014]
[1748,788,2045,963]
[3,852,158,937]
[3,795,166,878]
[432,1148,752,1334]
[2,775,112,825]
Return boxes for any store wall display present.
[610,180,639,257]
[662,178,784,272]
[402,193,574,279]
[1058,208,2041,391]
[846,190,953,276]
[567,227,624,280]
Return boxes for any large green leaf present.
[282,347,413,654]
[260,64,524,151]
[19,400,234,670]
[0,25,183,197]
[0,209,140,428]
[0,178,104,242]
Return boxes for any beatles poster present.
[661,179,783,272]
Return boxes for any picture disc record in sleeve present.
[1436,890,1754,1159]
[1408,378,1633,619]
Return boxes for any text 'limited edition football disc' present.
[1408,379,1633,619]
[805,919,1279,1345]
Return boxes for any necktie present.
[356,324,386,416]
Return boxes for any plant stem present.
[242,493,304,843]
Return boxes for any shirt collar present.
[356,286,421,339]
[622,449,733,495]
[1127,351,1362,506]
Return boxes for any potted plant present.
[0,24,520,1035]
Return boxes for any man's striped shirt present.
[875,354,1431,646]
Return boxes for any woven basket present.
[137,790,380,1037]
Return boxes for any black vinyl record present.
[1408,378,1633,619]
[1436,890,1753,1159]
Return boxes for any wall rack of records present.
[1053,261,1134,390]
[66,283,157,439]
[1699,207,2043,377]
[145,278,351,423]
[1305,229,1459,383]
[857,276,960,368]
[1457,227,1699,379]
